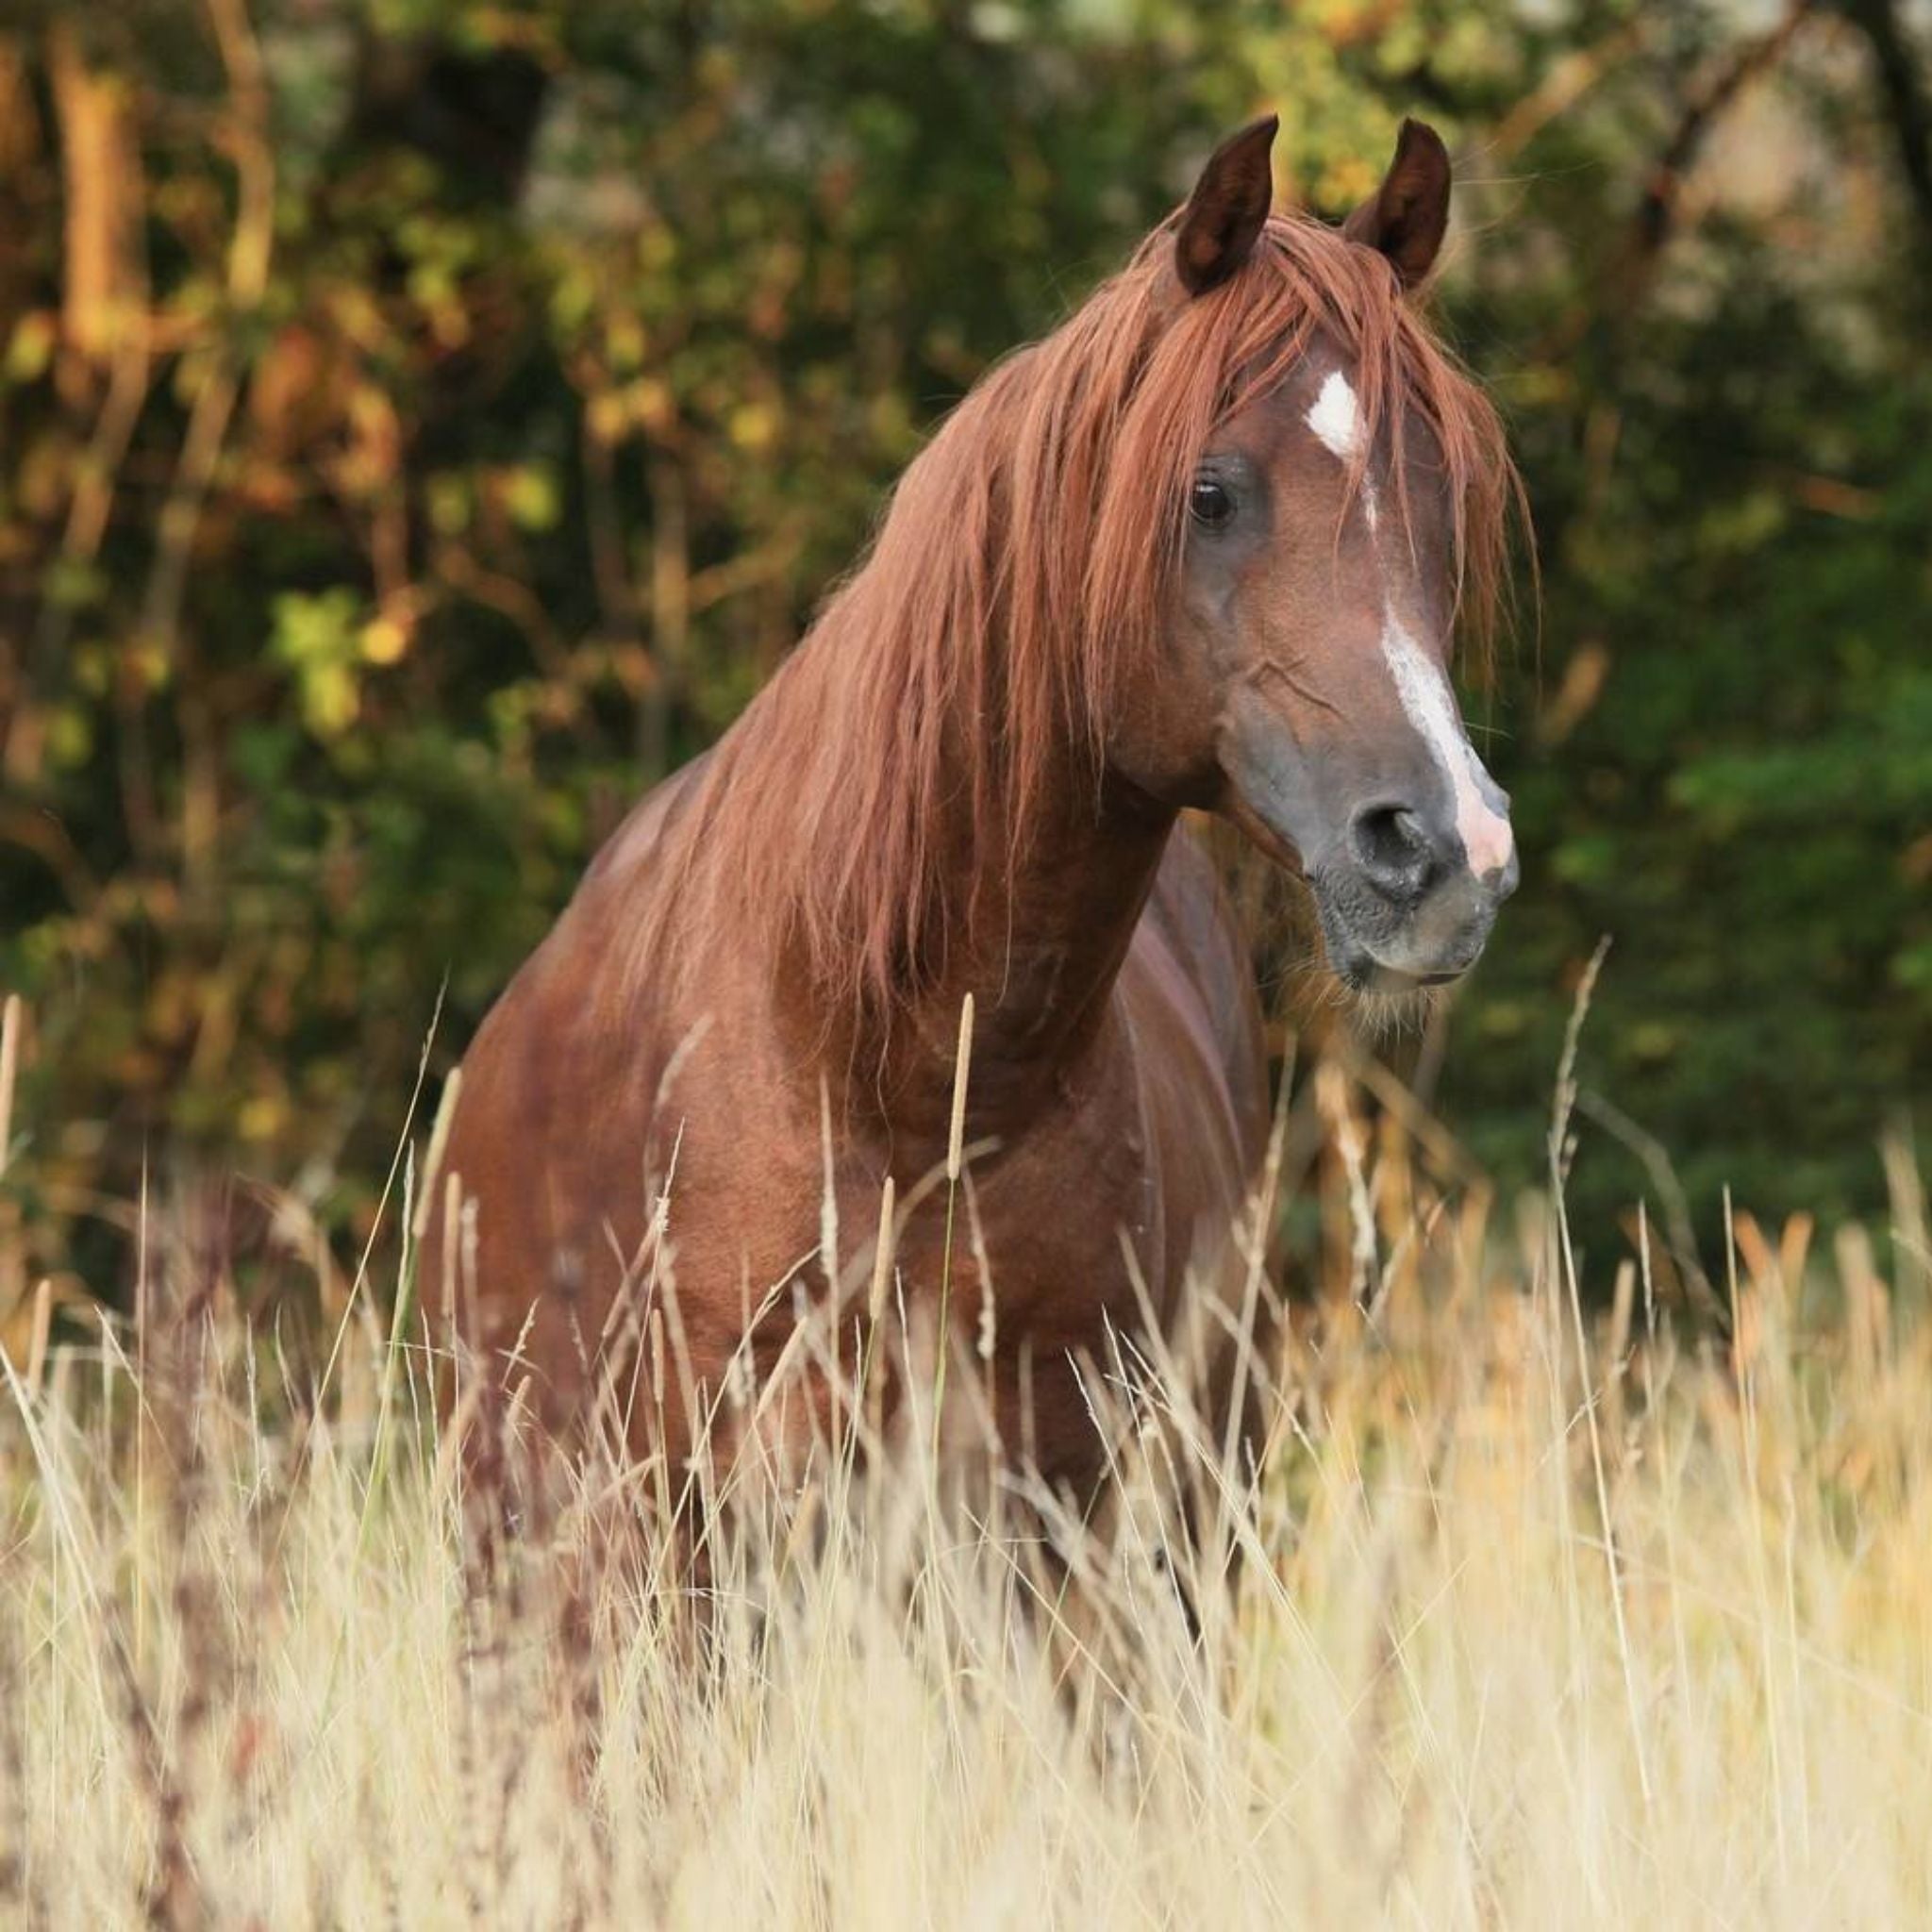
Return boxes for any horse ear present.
[1174,114,1278,296]
[1343,118,1452,291]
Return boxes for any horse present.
[423,113,1521,1508]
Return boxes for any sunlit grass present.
[2,1010,1929,1926]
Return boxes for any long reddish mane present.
[639,208,1521,1025]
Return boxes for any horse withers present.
[424,113,1520,1507]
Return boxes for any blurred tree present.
[0,0,1924,1301]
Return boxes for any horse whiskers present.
[1345,979,1449,1045]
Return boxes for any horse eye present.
[1190,476,1234,529]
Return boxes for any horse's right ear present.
[1174,115,1278,296]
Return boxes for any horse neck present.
[713,402,1185,1145]
[834,691,1178,1149]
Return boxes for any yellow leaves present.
[584,391,627,444]
[639,225,677,275]
[605,311,647,374]
[586,378,675,445]
[1299,0,1383,37]
[635,379,675,433]
[1323,153,1381,209]
[122,635,172,698]
[43,705,93,771]
[728,403,777,453]
[501,462,561,532]
[358,615,410,667]
[4,310,57,383]
[272,589,373,738]
[426,461,561,542]
[300,663,358,737]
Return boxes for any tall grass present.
[2,1005,1929,1926]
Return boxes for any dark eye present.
[1190,476,1234,529]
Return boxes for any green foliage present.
[0,0,1925,1291]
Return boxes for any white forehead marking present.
[1307,369,1378,530]
[1379,613,1515,879]
[1306,370,1364,461]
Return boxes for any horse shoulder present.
[427,757,727,1409]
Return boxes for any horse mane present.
[634,207,1523,1030]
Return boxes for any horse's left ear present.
[1343,118,1452,291]
[1174,114,1278,296]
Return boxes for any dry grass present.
[3,1011,1930,1927]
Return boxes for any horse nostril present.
[1351,803,1441,904]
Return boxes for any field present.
[5,8,1928,1924]
[4,991,1930,1930]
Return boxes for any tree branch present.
[1840,0,1932,248]
[1630,0,1818,269]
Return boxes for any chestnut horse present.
[425,114,1519,1501]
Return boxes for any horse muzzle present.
[1313,794,1518,991]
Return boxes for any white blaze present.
[1306,370,1377,528]
[1308,366,1511,879]
[1379,614,1515,879]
